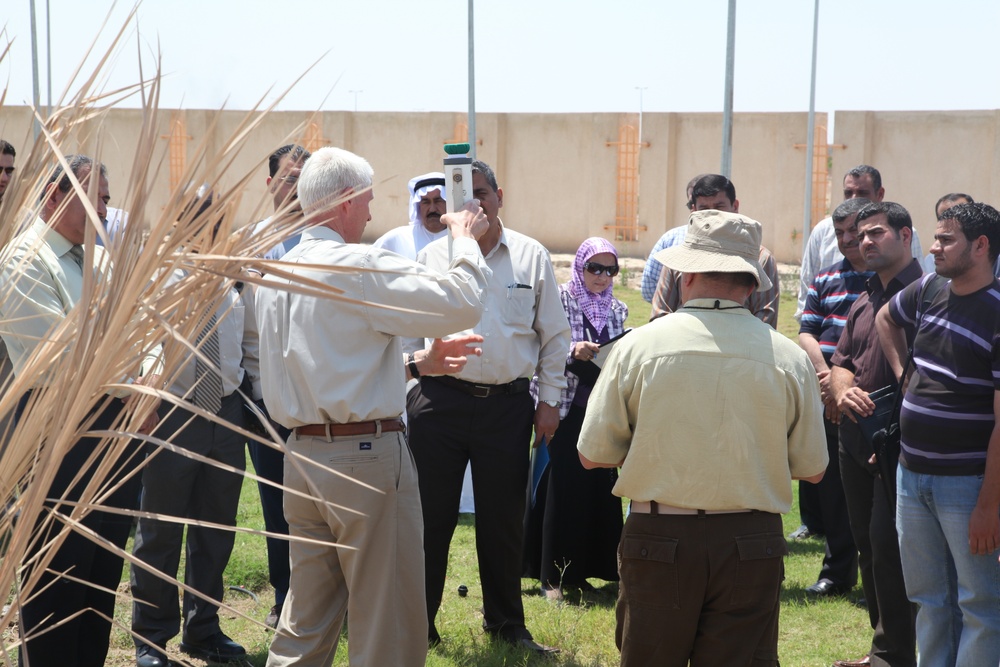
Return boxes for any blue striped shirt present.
[888,274,1000,475]
[799,259,873,362]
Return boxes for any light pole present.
[349,90,363,113]
[802,0,821,257]
[468,0,477,159]
[635,86,648,235]
[635,86,647,146]
[720,0,736,177]
[29,0,42,138]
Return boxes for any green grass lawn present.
[86,285,869,666]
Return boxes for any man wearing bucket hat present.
[578,209,828,667]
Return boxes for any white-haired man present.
[256,146,492,667]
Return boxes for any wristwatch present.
[541,399,559,408]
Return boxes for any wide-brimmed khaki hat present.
[654,209,771,292]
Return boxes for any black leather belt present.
[430,375,530,398]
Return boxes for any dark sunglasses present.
[584,261,619,277]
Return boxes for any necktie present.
[68,245,85,270]
[194,313,223,414]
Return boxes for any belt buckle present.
[471,384,491,398]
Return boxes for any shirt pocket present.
[500,287,535,325]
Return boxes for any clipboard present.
[566,328,632,384]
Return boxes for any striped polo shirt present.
[888,274,1000,475]
[799,259,873,362]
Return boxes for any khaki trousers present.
[266,429,427,667]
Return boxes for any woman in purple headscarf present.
[523,237,628,601]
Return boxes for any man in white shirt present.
[790,165,921,544]
[0,139,15,205]
[373,171,449,258]
[406,160,571,655]
[131,188,262,667]
[252,144,311,260]
[0,155,159,667]
[374,171,478,513]
[256,146,492,667]
[246,144,310,628]
[795,165,922,321]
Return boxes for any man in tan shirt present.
[579,210,827,667]
[256,147,492,667]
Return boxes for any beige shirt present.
[0,218,111,385]
[156,269,261,402]
[578,298,828,514]
[255,227,490,428]
[406,223,570,403]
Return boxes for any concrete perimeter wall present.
[3,106,998,263]
[832,110,1000,255]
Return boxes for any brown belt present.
[630,500,754,516]
[295,418,405,439]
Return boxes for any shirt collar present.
[32,217,75,258]
[482,219,507,259]
[680,297,751,314]
[866,258,923,297]
[301,226,345,244]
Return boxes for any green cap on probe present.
[444,143,471,155]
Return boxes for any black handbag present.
[870,275,945,502]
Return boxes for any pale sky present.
[3,0,999,116]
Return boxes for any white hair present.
[297,147,373,215]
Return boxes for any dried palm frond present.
[0,9,424,662]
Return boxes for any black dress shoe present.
[265,604,281,629]
[180,631,246,663]
[788,524,823,540]
[136,643,169,667]
[806,578,853,597]
[489,630,560,656]
[513,637,560,656]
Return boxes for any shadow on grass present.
[785,536,827,556]
[781,583,865,607]
[433,635,609,667]
[520,582,619,610]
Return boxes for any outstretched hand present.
[421,334,485,376]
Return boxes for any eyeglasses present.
[279,175,298,185]
[584,261,619,277]
[0,168,14,176]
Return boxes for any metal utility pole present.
[468,0,477,159]
[29,0,42,139]
[802,0,821,253]
[720,0,736,177]
[636,86,647,231]
[349,90,363,112]
[635,86,647,146]
[46,0,52,115]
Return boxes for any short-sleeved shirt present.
[831,259,923,392]
[887,274,1000,475]
[799,259,872,363]
[577,299,828,514]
